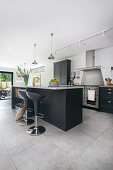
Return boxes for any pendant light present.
[32,43,38,65]
[48,33,55,59]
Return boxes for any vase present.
[24,77,29,86]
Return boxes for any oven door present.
[83,89,99,109]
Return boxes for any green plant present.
[0,73,12,82]
[16,66,30,86]
[50,78,58,82]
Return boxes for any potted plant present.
[16,66,30,86]
[49,78,59,87]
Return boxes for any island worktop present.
[12,85,83,131]
[12,85,83,90]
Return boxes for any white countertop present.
[13,85,83,90]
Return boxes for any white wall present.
[28,63,54,87]
[68,46,113,85]
[95,46,113,84]
[69,53,86,85]
[28,46,113,86]
[41,63,53,86]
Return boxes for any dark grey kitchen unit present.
[99,87,113,114]
[12,86,83,131]
[54,59,71,85]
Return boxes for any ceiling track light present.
[32,43,38,65]
[53,28,113,54]
[101,31,106,37]
[78,41,81,45]
[48,33,55,60]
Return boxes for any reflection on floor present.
[0,100,113,170]
[0,99,11,110]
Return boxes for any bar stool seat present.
[26,91,46,136]
[18,90,34,126]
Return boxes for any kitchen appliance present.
[83,85,99,109]
[80,50,104,86]
[80,50,101,71]
[78,50,104,109]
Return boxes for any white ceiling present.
[0,0,113,68]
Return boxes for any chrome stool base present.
[18,119,34,126]
[27,126,46,136]
[27,126,35,132]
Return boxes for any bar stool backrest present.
[26,91,44,116]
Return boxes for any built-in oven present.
[83,86,99,109]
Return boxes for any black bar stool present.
[18,90,34,126]
[26,91,46,136]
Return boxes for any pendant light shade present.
[48,54,55,60]
[48,33,55,59]
[32,59,37,65]
[32,43,38,65]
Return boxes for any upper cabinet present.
[54,59,71,85]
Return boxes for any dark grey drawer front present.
[100,91,113,99]
[100,99,113,109]
[100,87,113,93]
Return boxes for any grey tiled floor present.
[0,100,113,170]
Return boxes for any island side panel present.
[66,88,83,131]
[26,88,67,131]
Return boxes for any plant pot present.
[49,81,59,87]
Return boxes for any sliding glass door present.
[0,71,13,100]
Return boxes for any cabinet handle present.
[108,88,112,91]
[108,101,111,103]
[108,92,112,94]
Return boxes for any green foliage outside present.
[0,73,12,82]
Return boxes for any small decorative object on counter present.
[105,78,113,86]
[16,66,30,86]
[49,78,59,87]
[32,73,41,87]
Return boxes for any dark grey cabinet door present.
[54,62,61,83]
[60,60,67,85]
[54,60,71,85]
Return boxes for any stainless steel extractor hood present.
[80,50,104,85]
[79,50,101,71]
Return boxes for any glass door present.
[0,71,13,100]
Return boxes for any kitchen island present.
[12,85,83,131]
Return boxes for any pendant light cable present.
[48,33,55,59]
[32,43,38,65]
[51,33,53,54]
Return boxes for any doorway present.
[0,71,13,100]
